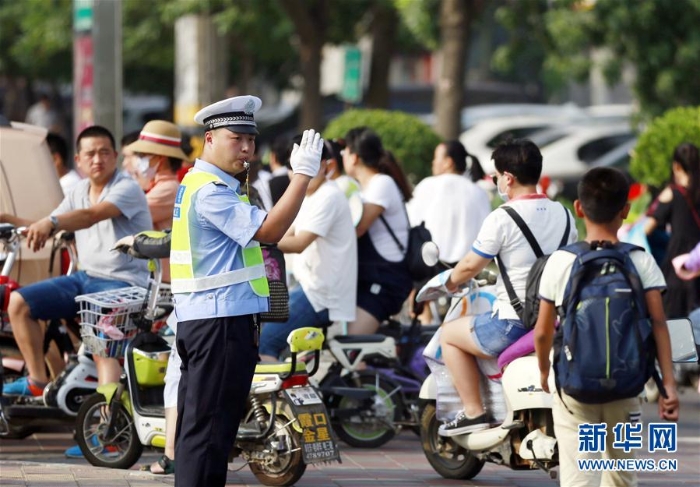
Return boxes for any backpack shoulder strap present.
[559,204,572,248]
[502,206,543,257]
[378,214,406,253]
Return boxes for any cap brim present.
[126,139,188,161]
[223,125,259,135]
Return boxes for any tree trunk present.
[281,0,326,131]
[365,3,398,109]
[434,0,473,140]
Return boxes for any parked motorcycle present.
[76,325,338,486]
[304,309,438,449]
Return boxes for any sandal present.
[140,454,175,474]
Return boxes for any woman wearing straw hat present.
[126,120,188,233]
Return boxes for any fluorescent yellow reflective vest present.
[170,171,269,297]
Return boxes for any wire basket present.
[77,286,147,358]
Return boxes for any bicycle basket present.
[76,286,147,358]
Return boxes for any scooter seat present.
[497,329,535,370]
[333,334,387,344]
[255,361,307,375]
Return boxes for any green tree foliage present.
[0,0,72,80]
[323,109,441,181]
[0,0,296,96]
[631,106,700,187]
[394,0,440,50]
[495,0,700,117]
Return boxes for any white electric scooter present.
[416,243,699,481]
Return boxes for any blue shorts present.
[259,286,330,359]
[16,271,131,321]
[471,311,528,357]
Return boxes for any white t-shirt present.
[60,169,82,196]
[362,173,408,262]
[472,195,578,320]
[407,174,491,263]
[293,181,358,321]
[539,247,666,306]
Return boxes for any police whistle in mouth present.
[243,160,250,170]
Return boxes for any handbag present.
[259,244,289,322]
[379,213,438,283]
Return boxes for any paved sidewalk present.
[1,462,173,486]
[1,390,699,486]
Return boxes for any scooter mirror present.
[667,318,699,363]
[421,241,440,267]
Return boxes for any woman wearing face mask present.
[342,127,414,335]
[126,121,186,232]
[437,138,577,437]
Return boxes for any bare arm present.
[645,289,679,421]
[355,203,384,238]
[277,230,318,254]
[253,174,311,243]
[534,299,557,393]
[446,251,491,290]
[0,213,33,227]
[26,201,122,252]
[644,186,673,235]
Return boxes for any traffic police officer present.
[171,95,323,487]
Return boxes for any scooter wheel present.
[420,402,485,479]
[332,372,401,448]
[247,413,307,486]
[75,393,144,469]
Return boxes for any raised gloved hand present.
[290,129,323,177]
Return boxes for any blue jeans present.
[471,311,528,357]
[16,271,131,321]
[259,286,329,359]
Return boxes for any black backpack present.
[554,241,660,403]
[497,204,571,330]
[380,216,438,283]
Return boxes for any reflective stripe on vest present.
[170,171,269,297]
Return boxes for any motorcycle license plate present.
[285,386,322,406]
[284,387,340,464]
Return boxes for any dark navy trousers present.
[174,315,258,487]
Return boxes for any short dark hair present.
[76,125,116,153]
[491,138,542,186]
[271,136,292,168]
[578,167,629,224]
[46,132,69,167]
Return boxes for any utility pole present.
[73,0,122,143]
[174,14,227,130]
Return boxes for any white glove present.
[290,129,323,177]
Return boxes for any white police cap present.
[194,95,262,135]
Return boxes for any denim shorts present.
[259,285,330,359]
[17,271,131,321]
[471,311,528,357]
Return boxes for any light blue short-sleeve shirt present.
[173,159,269,322]
[51,170,151,287]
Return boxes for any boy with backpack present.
[535,167,679,487]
